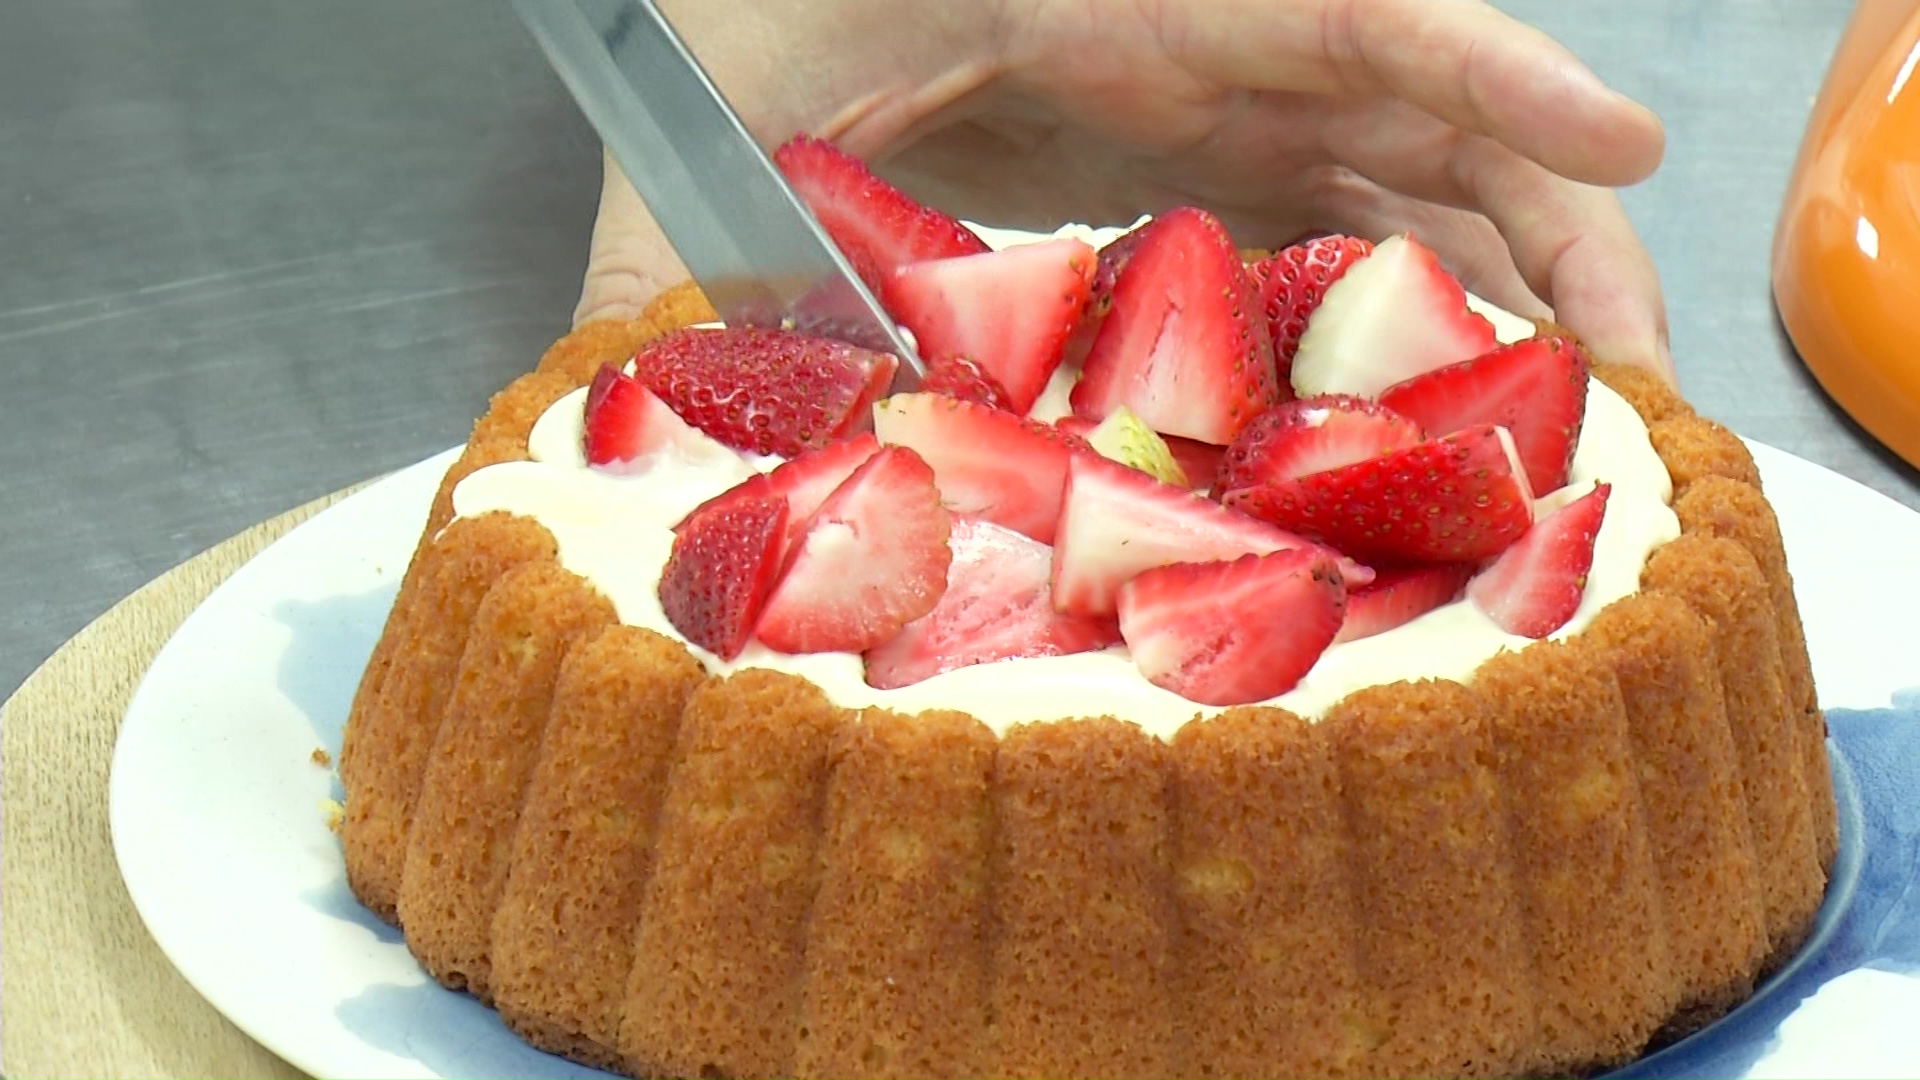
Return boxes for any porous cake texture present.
[338,284,1837,1079]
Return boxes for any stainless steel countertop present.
[4,0,1913,704]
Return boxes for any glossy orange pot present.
[1772,0,1920,466]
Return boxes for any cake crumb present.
[311,747,332,767]
[320,799,345,834]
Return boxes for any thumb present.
[574,151,690,326]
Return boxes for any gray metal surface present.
[511,0,920,371]
[3,0,1912,706]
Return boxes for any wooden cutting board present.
[0,488,365,1079]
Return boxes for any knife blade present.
[512,0,925,386]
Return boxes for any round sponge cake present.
[337,284,1835,1078]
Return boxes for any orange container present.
[1773,0,1920,466]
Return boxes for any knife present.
[511,0,925,387]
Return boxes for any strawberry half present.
[882,237,1096,413]
[1225,424,1535,564]
[674,434,882,556]
[1117,549,1347,706]
[1377,335,1589,493]
[1052,452,1371,618]
[1248,234,1373,381]
[864,516,1122,689]
[582,363,711,469]
[873,392,1089,544]
[1071,207,1281,444]
[773,134,988,293]
[1088,222,1147,322]
[631,326,896,458]
[1212,395,1425,498]
[1467,481,1612,638]
[1062,219,1151,365]
[756,446,953,653]
[921,356,1014,411]
[657,493,790,661]
[1289,234,1497,399]
[1333,562,1475,644]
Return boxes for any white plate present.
[110,442,1920,1080]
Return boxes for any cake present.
[336,136,1836,1079]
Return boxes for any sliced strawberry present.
[631,326,896,457]
[773,134,988,293]
[657,493,790,661]
[1071,207,1281,443]
[864,517,1122,689]
[1212,395,1425,497]
[1467,482,1612,638]
[882,238,1095,413]
[873,392,1088,544]
[1088,223,1147,321]
[921,355,1014,411]
[1289,234,1497,399]
[1225,424,1534,564]
[758,434,882,540]
[1052,452,1371,618]
[1248,234,1373,381]
[1061,220,1151,367]
[1117,549,1347,706]
[756,446,953,653]
[582,363,711,469]
[1333,563,1475,644]
[674,433,883,554]
[1377,335,1589,493]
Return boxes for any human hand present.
[574,0,1672,381]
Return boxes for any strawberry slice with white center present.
[1117,549,1347,706]
[1468,481,1612,638]
[921,356,1014,411]
[1052,452,1371,618]
[631,326,896,458]
[581,363,713,469]
[773,134,989,293]
[756,446,953,653]
[873,392,1089,544]
[1248,234,1373,381]
[1212,394,1425,498]
[674,434,882,556]
[657,493,790,661]
[1289,234,1497,399]
[1225,424,1534,564]
[864,516,1122,689]
[882,238,1096,413]
[1333,563,1475,644]
[1377,335,1589,493]
[1070,207,1281,444]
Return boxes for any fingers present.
[574,151,690,327]
[1312,173,1550,321]
[1307,103,1671,381]
[1167,0,1664,186]
[1453,138,1673,382]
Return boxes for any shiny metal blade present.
[511,0,923,385]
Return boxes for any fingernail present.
[1656,329,1676,385]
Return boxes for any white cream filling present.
[451,224,1678,739]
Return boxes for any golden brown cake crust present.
[1477,642,1675,1075]
[336,290,1836,1079]
[534,286,717,384]
[491,626,708,1068]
